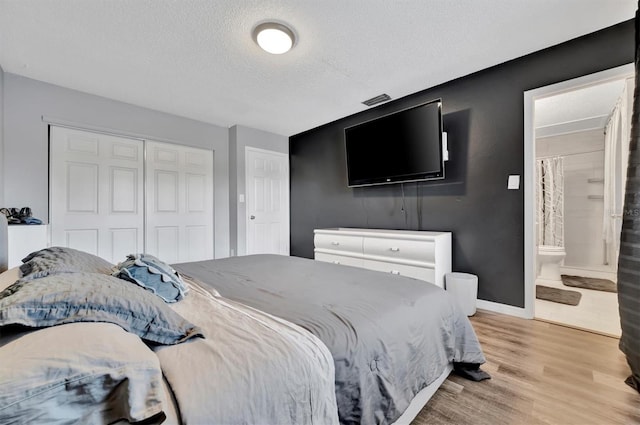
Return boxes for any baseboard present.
[559,266,617,281]
[533,317,620,339]
[476,299,532,319]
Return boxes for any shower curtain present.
[603,80,632,261]
[618,7,640,394]
[536,156,564,247]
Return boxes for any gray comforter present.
[0,267,339,425]
[154,278,339,424]
[174,254,486,425]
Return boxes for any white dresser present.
[313,228,452,288]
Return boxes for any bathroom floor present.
[535,277,621,337]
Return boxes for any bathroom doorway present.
[524,64,634,337]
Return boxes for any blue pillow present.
[113,254,187,303]
[0,272,202,345]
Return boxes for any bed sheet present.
[175,254,487,425]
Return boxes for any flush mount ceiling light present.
[252,22,296,54]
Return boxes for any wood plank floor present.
[412,310,640,425]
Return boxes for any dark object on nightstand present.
[0,207,43,225]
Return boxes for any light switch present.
[239,194,245,203]
[508,175,520,190]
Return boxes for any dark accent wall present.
[290,20,634,308]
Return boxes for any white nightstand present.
[8,225,49,268]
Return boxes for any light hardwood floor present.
[412,310,640,425]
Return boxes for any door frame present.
[523,63,634,318]
[244,146,290,256]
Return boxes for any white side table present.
[8,225,49,268]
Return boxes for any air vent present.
[362,93,391,107]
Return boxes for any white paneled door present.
[145,141,214,264]
[50,126,144,263]
[245,147,289,255]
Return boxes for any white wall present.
[537,129,606,268]
[229,125,288,256]
[3,73,231,258]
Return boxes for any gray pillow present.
[20,246,114,280]
[0,322,166,424]
[0,272,203,345]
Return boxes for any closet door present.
[145,141,214,263]
[50,126,144,263]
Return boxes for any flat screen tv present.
[345,98,444,187]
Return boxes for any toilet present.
[537,245,566,281]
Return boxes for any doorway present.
[245,147,290,255]
[524,63,634,336]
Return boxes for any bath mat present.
[536,285,582,306]
[561,275,617,293]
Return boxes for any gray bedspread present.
[154,277,339,424]
[174,254,486,425]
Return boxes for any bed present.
[0,241,487,424]
[173,254,487,424]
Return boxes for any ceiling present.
[535,77,630,137]
[0,1,636,137]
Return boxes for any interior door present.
[245,147,289,255]
[50,126,144,263]
[145,141,214,263]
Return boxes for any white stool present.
[445,272,478,316]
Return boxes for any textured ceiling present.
[0,0,636,136]
[535,78,629,129]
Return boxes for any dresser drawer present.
[315,252,364,268]
[363,259,436,284]
[363,237,435,263]
[314,233,363,253]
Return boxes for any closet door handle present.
[390,247,400,252]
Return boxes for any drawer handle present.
[390,270,400,275]
[390,247,400,252]
[331,241,340,246]
[333,260,340,264]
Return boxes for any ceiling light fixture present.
[252,22,296,54]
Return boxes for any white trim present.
[524,89,536,319]
[535,115,609,138]
[476,300,531,319]
[392,363,453,425]
[523,63,634,319]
